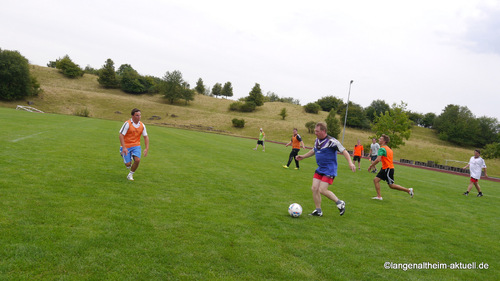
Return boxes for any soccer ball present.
[288,203,302,218]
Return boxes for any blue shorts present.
[120,146,141,164]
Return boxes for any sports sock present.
[316,208,321,213]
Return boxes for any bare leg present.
[374,177,382,198]
[388,183,410,194]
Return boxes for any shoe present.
[477,192,483,197]
[294,167,299,170]
[253,148,257,150]
[463,191,469,196]
[283,165,289,169]
[309,210,323,217]
[127,173,134,181]
[337,200,346,216]
[409,188,414,198]
[371,196,383,200]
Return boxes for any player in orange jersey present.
[367,134,413,200]
[353,139,364,171]
[283,128,305,169]
[119,108,150,181]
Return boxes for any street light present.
[341,80,354,145]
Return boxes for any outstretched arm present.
[343,150,356,172]
[296,149,315,161]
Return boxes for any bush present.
[305,121,316,134]
[74,107,90,117]
[229,102,243,111]
[325,109,341,138]
[232,118,245,128]
[240,101,257,112]
[55,55,84,78]
[304,102,321,114]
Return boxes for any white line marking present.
[11,132,46,143]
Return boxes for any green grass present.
[1,107,499,280]
[2,65,498,177]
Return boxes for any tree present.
[339,102,370,129]
[433,104,479,146]
[304,102,321,114]
[371,102,413,149]
[407,111,424,126]
[161,70,185,103]
[211,83,222,98]
[483,142,500,159]
[422,112,436,128]
[181,82,195,104]
[247,83,264,106]
[119,65,147,94]
[316,96,343,112]
[221,82,233,99]
[476,116,499,147]
[195,78,206,95]
[325,109,341,138]
[365,99,390,122]
[0,49,40,101]
[55,55,83,78]
[97,59,119,88]
[279,108,288,120]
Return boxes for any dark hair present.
[316,122,327,132]
[475,149,481,154]
[131,108,141,116]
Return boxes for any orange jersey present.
[291,134,303,149]
[378,145,394,169]
[354,145,363,156]
[123,120,144,148]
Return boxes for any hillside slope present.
[2,65,498,177]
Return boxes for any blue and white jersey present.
[314,135,346,177]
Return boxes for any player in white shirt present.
[462,149,487,197]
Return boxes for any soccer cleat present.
[309,210,323,217]
[477,192,483,197]
[371,196,383,200]
[294,167,299,170]
[283,165,289,169]
[337,200,346,216]
[409,188,414,198]
[463,191,469,196]
[127,173,134,181]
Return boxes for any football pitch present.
[1,108,498,280]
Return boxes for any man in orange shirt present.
[367,134,413,200]
[283,128,305,169]
[119,108,150,181]
[353,139,364,171]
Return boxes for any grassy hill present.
[2,65,499,177]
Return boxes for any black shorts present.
[257,140,264,145]
[353,156,361,162]
[376,168,395,185]
[371,155,377,161]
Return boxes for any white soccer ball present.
[288,203,302,218]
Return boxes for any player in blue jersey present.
[296,122,356,216]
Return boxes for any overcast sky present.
[1,0,499,120]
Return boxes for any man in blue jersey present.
[296,122,356,216]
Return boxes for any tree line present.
[1,49,498,158]
[304,96,499,158]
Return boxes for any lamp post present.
[341,80,354,145]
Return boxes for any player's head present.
[315,122,327,138]
[474,149,481,157]
[372,138,377,143]
[293,128,298,135]
[131,108,141,122]
[380,134,390,144]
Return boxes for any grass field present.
[1,107,498,280]
[1,65,499,177]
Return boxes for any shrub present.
[305,121,316,134]
[232,118,245,128]
[74,107,90,117]
[229,102,243,111]
[304,102,321,114]
[240,101,256,112]
[55,55,84,78]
